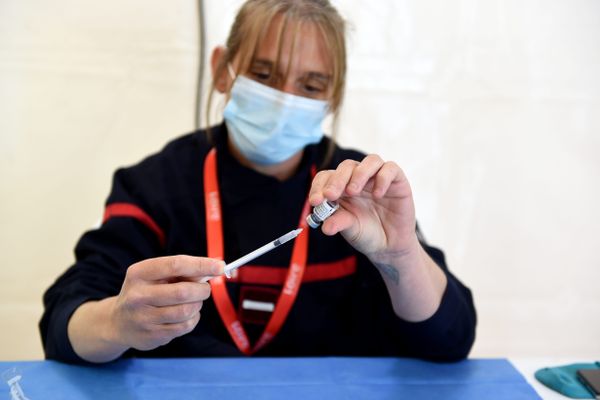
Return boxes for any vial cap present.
[306,214,321,229]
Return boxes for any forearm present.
[67,297,129,363]
[372,239,447,322]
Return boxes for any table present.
[511,357,600,400]
[1,357,541,399]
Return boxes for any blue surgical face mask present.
[222,69,329,166]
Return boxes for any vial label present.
[307,200,339,228]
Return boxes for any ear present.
[211,46,230,94]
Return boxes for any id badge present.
[238,286,279,325]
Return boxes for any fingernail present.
[215,260,225,274]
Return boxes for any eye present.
[303,84,324,94]
[301,77,328,96]
[251,71,271,81]
[248,62,274,83]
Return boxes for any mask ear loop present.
[227,63,237,81]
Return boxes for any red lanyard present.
[203,148,311,355]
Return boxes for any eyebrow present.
[306,72,330,84]
[250,58,331,82]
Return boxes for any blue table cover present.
[1,357,540,399]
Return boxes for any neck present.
[227,137,304,181]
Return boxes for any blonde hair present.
[206,0,347,168]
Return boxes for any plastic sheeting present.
[0,357,540,399]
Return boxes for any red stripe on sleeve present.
[230,256,357,285]
[103,202,166,247]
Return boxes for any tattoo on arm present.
[374,262,400,285]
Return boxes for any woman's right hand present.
[110,255,224,351]
[68,255,223,362]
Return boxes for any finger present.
[347,154,385,196]
[156,311,201,340]
[371,161,401,198]
[143,281,212,307]
[321,159,360,202]
[321,208,357,237]
[150,301,203,324]
[128,255,225,282]
[309,170,333,205]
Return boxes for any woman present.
[40,0,476,363]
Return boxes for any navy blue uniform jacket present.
[40,124,476,363]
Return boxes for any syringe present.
[201,228,303,282]
[223,228,303,277]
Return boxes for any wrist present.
[366,233,422,271]
[370,241,448,321]
[101,296,129,351]
[67,297,129,363]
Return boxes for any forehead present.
[253,16,332,76]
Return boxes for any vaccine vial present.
[306,200,339,229]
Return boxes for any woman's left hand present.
[308,155,419,263]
